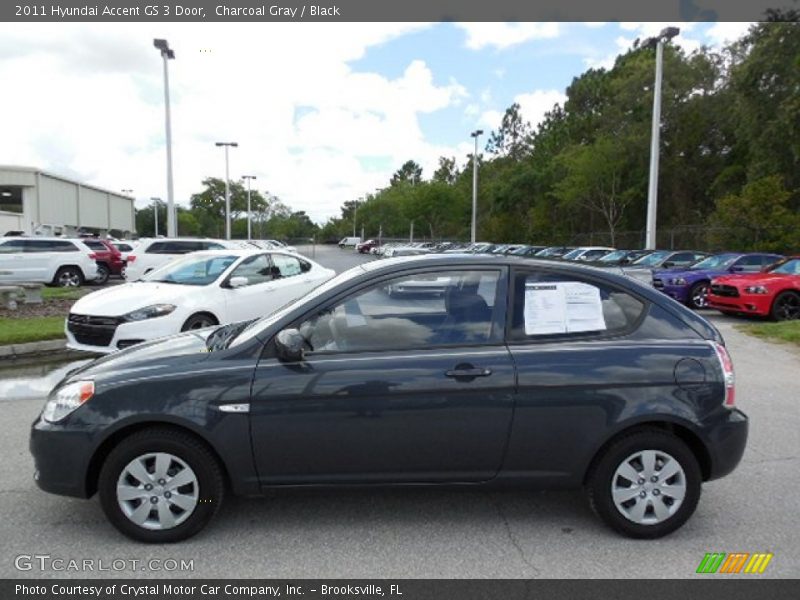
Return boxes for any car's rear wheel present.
[771,291,800,321]
[94,264,110,285]
[53,266,84,288]
[181,313,218,331]
[688,281,709,309]
[586,429,701,539]
[98,428,224,543]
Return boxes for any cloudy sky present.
[0,22,750,222]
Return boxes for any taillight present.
[127,255,136,263]
[712,342,736,408]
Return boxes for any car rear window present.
[510,271,645,341]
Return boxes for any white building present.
[0,165,135,237]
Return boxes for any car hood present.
[70,281,198,317]
[60,329,214,384]
[713,272,794,286]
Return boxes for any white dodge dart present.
[66,249,335,353]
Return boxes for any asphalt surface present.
[0,246,798,578]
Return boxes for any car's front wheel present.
[98,428,224,543]
[771,290,800,321]
[688,281,710,309]
[181,313,218,331]
[586,429,701,539]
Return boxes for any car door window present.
[228,254,275,286]
[0,240,27,253]
[670,252,696,265]
[296,270,502,354]
[271,254,302,278]
[510,271,645,341]
[734,256,764,272]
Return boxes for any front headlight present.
[42,380,95,423]
[669,277,687,285]
[744,285,769,294]
[123,304,176,322]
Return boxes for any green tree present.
[390,160,423,186]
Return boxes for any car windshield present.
[562,249,584,259]
[229,264,367,348]
[597,250,628,262]
[142,254,238,286]
[690,254,740,270]
[632,250,671,266]
[769,258,800,275]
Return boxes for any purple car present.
[653,252,783,309]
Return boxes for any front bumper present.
[708,293,772,316]
[30,416,94,498]
[65,314,179,354]
[705,408,749,481]
[656,283,690,304]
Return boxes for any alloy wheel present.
[611,449,686,525]
[58,271,80,287]
[691,284,709,308]
[116,452,199,531]
[775,293,800,320]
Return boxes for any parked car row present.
[355,240,798,322]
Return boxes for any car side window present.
[671,252,695,264]
[271,254,302,278]
[734,256,764,272]
[0,240,26,253]
[146,242,165,254]
[509,271,645,341]
[229,254,275,286]
[83,240,106,251]
[296,270,501,354]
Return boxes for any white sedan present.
[66,249,335,353]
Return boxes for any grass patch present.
[737,320,800,347]
[0,316,65,345]
[41,287,85,301]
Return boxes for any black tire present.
[770,290,800,321]
[94,264,110,285]
[98,427,225,543]
[688,281,710,309]
[52,266,84,288]
[181,313,218,331]
[586,429,701,539]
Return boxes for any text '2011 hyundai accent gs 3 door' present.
[30,255,748,542]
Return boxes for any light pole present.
[644,26,680,250]
[151,197,160,236]
[470,129,483,243]
[242,175,257,240]
[153,39,176,238]
[215,142,238,239]
[352,199,358,238]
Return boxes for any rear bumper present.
[705,408,749,481]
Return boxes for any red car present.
[80,238,125,285]
[708,256,800,320]
[356,239,380,254]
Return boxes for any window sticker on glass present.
[524,281,607,335]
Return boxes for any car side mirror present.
[662,261,674,269]
[275,328,305,362]
[619,258,630,265]
[228,276,249,288]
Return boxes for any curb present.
[0,338,91,362]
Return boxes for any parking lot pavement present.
[1,268,798,578]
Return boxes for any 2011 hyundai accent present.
[30,255,748,543]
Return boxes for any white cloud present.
[705,22,753,46]
[0,23,485,223]
[456,22,560,51]
[515,90,566,127]
[478,89,566,134]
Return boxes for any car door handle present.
[445,367,492,378]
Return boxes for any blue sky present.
[0,22,751,222]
